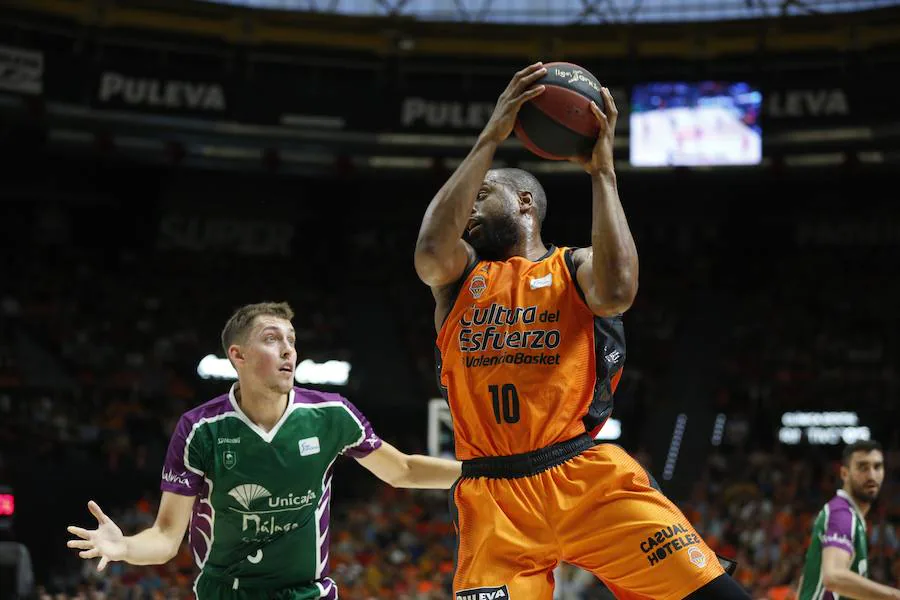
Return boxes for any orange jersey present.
[436,245,625,459]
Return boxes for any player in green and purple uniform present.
[67,302,461,600]
[797,440,899,600]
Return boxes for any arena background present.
[1,0,899,598]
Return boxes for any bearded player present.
[798,440,899,600]
[415,62,748,599]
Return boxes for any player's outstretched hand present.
[482,62,547,143]
[570,86,618,177]
[66,501,127,571]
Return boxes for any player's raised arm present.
[414,62,547,288]
[66,493,194,570]
[822,546,900,600]
[569,87,639,317]
[355,441,461,489]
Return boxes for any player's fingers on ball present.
[521,67,547,86]
[79,549,101,559]
[514,75,544,95]
[515,85,545,104]
[68,540,93,550]
[601,87,617,112]
[510,72,538,97]
[590,102,609,127]
[514,62,543,81]
[67,526,91,539]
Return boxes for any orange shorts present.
[450,442,724,600]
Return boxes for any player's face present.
[842,449,884,504]
[464,176,520,260]
[241,316,297,394]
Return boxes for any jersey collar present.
[228,383,296,444]
[535,245,556,262]
[836,489,867,522]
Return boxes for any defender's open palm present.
[67,501,127,571]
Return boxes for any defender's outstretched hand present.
[66,501,127,571]
[570,86,618,176]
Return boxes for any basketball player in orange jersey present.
[415,62,750,600]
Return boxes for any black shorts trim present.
[461,434,595,479]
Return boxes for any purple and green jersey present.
[798,490,869,600]
[161,385,381,597]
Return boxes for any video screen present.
[629,81,762,167]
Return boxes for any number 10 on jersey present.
[489,384,520,424]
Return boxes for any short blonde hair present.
[221,302,294,356]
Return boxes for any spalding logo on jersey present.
[469,275,487,299]
[455,585,509,600]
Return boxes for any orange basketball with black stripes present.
[513,62,605,160]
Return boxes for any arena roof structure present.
[201,0,900,25]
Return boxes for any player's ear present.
[228,344,245,366]
[517,190,533,214]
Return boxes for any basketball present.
[514,62,606,161]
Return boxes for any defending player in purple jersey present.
[67,302,461,600]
